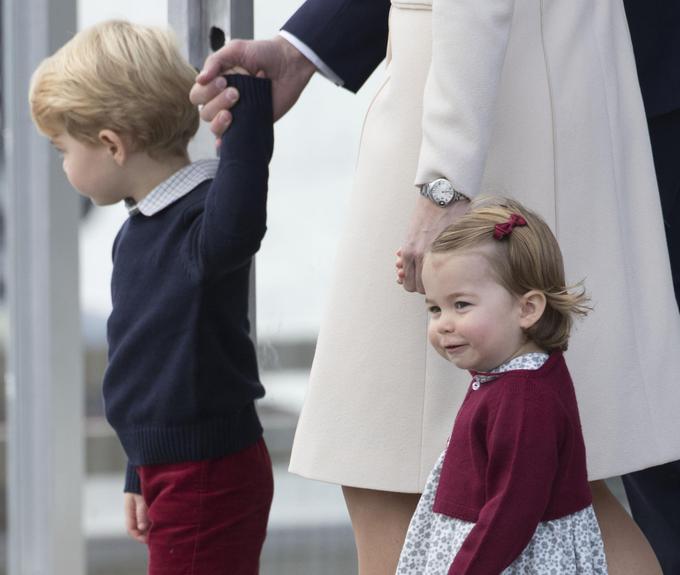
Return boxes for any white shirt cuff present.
[278,30,344,87]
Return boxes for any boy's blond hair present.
[29,20,198,157]
[430,196,590,351]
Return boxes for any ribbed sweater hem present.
[119,402,262,467]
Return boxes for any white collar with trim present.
[125,159,219,216]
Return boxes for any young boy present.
[29,20,274,575]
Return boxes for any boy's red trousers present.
[138,438,274,575]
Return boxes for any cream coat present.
[289,0,680,491]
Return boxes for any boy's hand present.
[224,65,251,76]
[124,492,149,544]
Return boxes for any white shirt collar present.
[125,159,219,216]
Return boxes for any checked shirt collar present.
[124,158,218,216]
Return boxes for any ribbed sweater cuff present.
[218,74,274,167]
[223,74,273,121]
[125,462,141,494]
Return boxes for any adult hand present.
[398,196,470,293]
[190,36,316,139]
[124,492,149,544]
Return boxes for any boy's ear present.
[98,129,128,166]
[518,290,547,330]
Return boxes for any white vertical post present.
[168,0,257,341]
[3,0,85,573]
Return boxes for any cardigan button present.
[471,380,481,391]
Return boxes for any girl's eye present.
[454,301,470,310]
[428,305,441,314]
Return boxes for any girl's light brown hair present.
[29,20,198,158]
[430,196,590,351]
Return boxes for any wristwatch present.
[419,178,467,207]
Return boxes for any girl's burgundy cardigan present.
[434,351,592,574]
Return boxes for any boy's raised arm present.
[185,74,274,275]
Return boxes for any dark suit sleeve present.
[281,0,391,93]
[622,0,680,118]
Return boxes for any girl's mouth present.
[444,344,466,353]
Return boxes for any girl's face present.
[422,248,543,373]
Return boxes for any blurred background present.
[0,0,384,573]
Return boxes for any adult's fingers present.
[189,75,225,107]
[197,83,239,123]
[400,246,428,294]
[195,53,223,85]
[210,110,233,139]
[195,42,243,85]
[414,255,425,294]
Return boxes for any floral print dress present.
[396,353,608,575]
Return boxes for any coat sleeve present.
[415,0,516,196]
[281,0,391,93]
[448,388,565,574]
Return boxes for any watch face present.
[430,180,454,205]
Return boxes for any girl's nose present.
[437,314,455,334]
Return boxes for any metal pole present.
[168,0,253,68]
[3,0,84,573]
[168,0,257,342]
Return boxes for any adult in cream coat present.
[192,0,678,572]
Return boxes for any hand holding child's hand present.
[205,66,265,148]
[400,197,470,293]
[191,36,315,139]
[124,492,149,544]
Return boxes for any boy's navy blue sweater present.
[102,76,273,493]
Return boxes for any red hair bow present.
[493,213,527,240]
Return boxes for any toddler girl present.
[396,197,607,574]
